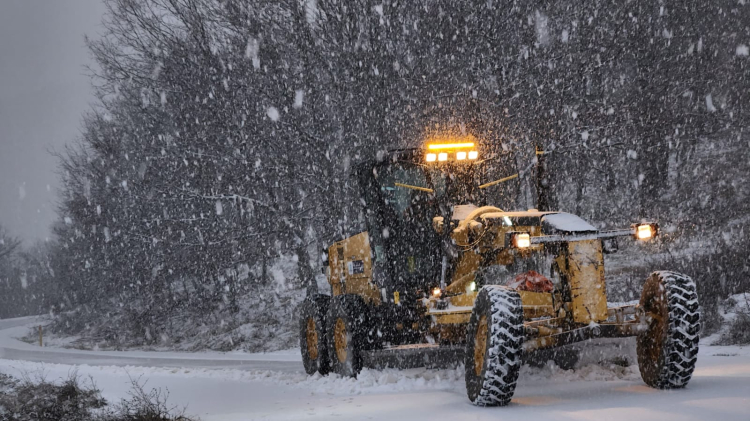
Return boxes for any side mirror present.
[321,250,329,275]
[321,248,329,266]
[602,238,619,254]
[432,216,444,234]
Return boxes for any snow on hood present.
[542,213,597,232]
[452,204,479,220]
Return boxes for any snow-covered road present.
[1,316,749,421]
[0,316,300,372]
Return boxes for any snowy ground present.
[1,316,749,420]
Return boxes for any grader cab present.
[298,137,700,406]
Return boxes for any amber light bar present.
[427,142,475,150]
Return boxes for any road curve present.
[0,316,303,373]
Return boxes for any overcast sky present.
[0,0,106,244]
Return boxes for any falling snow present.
[1,2,749,420]
[293,90,304,109]
[267,106,280,121]
[706,94,717,112]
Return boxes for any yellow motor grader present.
[298,137,700,406]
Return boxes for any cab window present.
[378,162,431,223]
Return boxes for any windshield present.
[411,158,519,210]
[380,162,432,221]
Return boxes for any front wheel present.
[637,271,700,389]
[465,285,524,406]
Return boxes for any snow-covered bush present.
[722,313,750,345]
[0,373,106,421]
[0,373,198,421]
[715,294,750,345]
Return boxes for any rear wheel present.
[465,286,524,406]
[298,295,330,375]
[326,295,367,377]
[637,271,700,389]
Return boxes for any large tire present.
[637,271,700,389]
[465,285,524,406]
[326,295,368,378]
[299,295,331,375]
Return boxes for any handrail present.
[478,173,519,189]
[394,182,434,193]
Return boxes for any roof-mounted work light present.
[424,136,479,163]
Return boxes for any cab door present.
[358,160,442,293]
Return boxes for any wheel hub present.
[642,289,668,364]
[474,315,488,376]
[334,318,348,363]
[306,317,319,360]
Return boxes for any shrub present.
[0,373,198,421]
[100,377,196,421]
[0,373,106,421]
[719,312,750,346]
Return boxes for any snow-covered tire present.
[465,285,524,406]
[326,294,367,378]
[637,271,700,389]
[299,294,331,375]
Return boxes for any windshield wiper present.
[394,182,434,193]
[478,173,519,189]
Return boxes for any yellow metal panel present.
[433,313,471,325]
[327,232,381,305]
[518,290,553,306]
[445,250,482,294]
[567,240,608,323]
[342,232,372,279]
[494,250,515,266]
[328,244,344,296]
[492,227,509,249]
[433,290,555,324]
[450,291,478,307]
[524,336,559,351]
[518,290,555,318]
[331,280,343,296]
[345,277,381,305]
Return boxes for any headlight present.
[438,152,448,162]
[636,224,653,240]
[513,233,531,248]
[425,153,437,162]
[469,281,476,292]
[432,287,442,297]
[456,151,467,160]
[468,151,479,160]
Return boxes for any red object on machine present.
[507,270,554,293]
